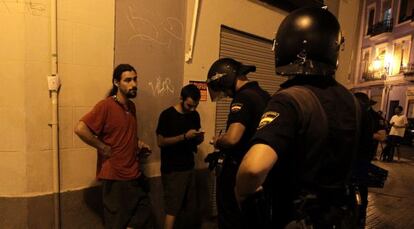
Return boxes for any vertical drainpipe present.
[185,0,199,63]
[381,86,387,112]
[382,85,391,119]
[49,0,61,228]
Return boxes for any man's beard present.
[126,88,137,98]
[181,102,189,113]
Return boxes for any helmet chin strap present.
[231,76,238,95]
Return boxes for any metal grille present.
[215,26,285,134]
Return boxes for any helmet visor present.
[207,78,230,101]
[276,61,337,76]
[239,65,256,75]
[208,86,228,101]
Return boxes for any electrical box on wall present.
[47,75,61,91]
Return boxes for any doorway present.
[388,100,400,120]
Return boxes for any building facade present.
[354,0,414,121]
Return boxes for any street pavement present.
[366,145,414,229]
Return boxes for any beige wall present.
[336,0,363,87]
[57,0,114,192]
[325,0,340,16]
[0,0,50,196]
[0,0,114,196]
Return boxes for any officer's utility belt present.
[204,150,226,175]
[204,150,244,176]
[314,185,351,201]
[223,152,244,164]
[286,187,354,228]
[291,186,354,218]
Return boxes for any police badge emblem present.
[230,103,243,113]
[257,111,279,129]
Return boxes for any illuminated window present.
[392,36,411,75]
[375,49,386,70]
[361,48,373,81]
[362,48,371,73]
[371,43,389,79]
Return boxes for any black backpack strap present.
[277,86,327,129]
[277,86,329,184]
[278,86,361,228]
[278,86,361,182]
[350,94,361,178]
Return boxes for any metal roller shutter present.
[215,26,286,134]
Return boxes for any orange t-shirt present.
[81,97,140,180]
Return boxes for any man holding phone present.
[156,84,204,229]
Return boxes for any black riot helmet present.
[274,7,344,76]
[206,58,256,101]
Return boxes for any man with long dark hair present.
[75,64,153,229]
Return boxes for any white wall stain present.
[148,77,175,96]
[126,5,184,48]
[0,0,46,16]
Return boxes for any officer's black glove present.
[204,151,220,171]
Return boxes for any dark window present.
[398,0,414,23]
[367,8,375,35]
[388,100,400,121]
[369,8,375,27]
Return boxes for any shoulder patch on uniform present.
[231,103,243,113]
[257,111,279,129]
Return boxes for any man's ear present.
[114,81,119,87]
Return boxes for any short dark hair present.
[395,105,403,111]
[181,84,201,101]
[108,64,136,97]
[354,92,377,109]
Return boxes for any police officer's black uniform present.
[245,8,360,228]
[353,93,382,228]
[206,58,270,229]
[254,76,359,228]
[218,81,269,229]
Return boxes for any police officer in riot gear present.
[206,58,270,229]
[236,7,360,228]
